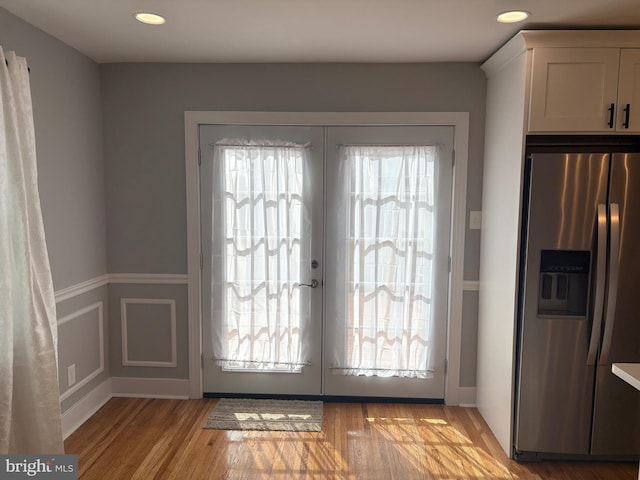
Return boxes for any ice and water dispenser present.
[538,250,590,316]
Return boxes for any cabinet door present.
[616,49,640,132]
[528,48,620,132]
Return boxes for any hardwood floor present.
[64,398,637,479]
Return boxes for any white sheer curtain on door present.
[329,145,439,378]
[209,139,312,372]
[0,48,64,453]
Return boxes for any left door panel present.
[199,125,324,395]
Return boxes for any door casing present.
[184,111,470,405]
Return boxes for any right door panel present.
[323,126,453,399]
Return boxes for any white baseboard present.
[61,378,112,439]
[61,376,190,439]
[111,377,190,400]
[458,386,477,407]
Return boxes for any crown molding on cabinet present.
[482,30,640,77]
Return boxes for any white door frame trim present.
[184,111,469,405]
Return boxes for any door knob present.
[300,279,319,288]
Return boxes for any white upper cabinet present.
[528,47,639,132]
[617,50,640,132]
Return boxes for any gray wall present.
[101,63,486,279]
[101,63,486,387]
[0,8,107,291]
[0,8,109,413]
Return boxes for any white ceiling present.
[1,0,640,64]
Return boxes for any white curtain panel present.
[0,48,63,453]
[330,145,438,378]
[210,140,312,372]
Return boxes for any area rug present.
[203,398,323,432]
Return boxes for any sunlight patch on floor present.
[365,414,515,479]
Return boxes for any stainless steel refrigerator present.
[515,141,640,460]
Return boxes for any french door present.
[200,124,453,399]
[200,125,324,395]
[323,126,452,399]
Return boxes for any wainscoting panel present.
[109,283,188,379]
[460,289,479,391]
[121,298,177,367]
[56,285,110,414]
[58,302,105,401]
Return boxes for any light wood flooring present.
[64,398,637,479]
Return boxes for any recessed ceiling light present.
[496,10,531,23]
[134,12,166,25]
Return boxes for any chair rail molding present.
[109,273,189,285]
[54,273,189,304]
[55,274,110,303]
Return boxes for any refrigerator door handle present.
[588,204,608,366]
[599,203,620,366]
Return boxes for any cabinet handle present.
[607,103,615,129]
[623,103,631,129]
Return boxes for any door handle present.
[599,203,620,366]
[300,279,319,288]
[587,204,607,366]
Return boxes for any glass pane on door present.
[215,141,308,372]
[341,145,437,378]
